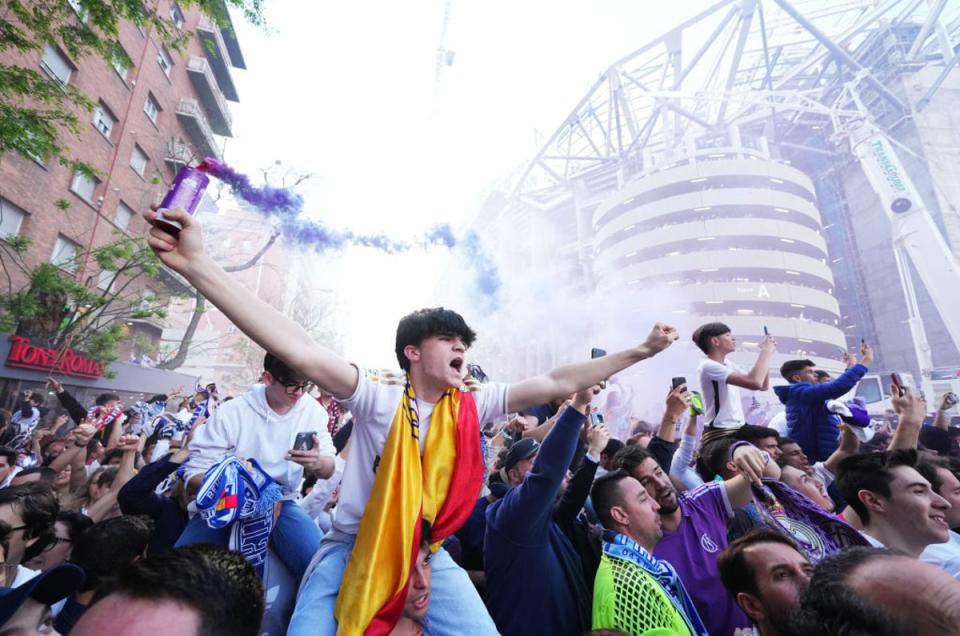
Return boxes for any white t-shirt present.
[697,359,745,429]
[921,529,960,580]
[331,368,509,537]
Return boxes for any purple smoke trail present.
[195,159,500,310]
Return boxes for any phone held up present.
[671,377,687,391]
[293,432,316,451]
[591,348,607,359]
[591,412,604,426]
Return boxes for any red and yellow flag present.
[335,386,483,635]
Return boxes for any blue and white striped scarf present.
[602,530,708,636]
[196,456,282,577]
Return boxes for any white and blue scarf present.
[602,530,708,636]
[196,456,283,577]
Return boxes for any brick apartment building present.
[0,0,245,363]
[0,1,246,405]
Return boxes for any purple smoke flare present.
[195,159,501,310]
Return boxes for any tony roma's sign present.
[6,336,106,379]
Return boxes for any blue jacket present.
[484,406,590,636]
[774,364,868,462]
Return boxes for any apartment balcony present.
[186,56,233,136]
[164,140,193,174]
[196,17,239,101]
[175,98,221,161]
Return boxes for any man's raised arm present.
[506,323,678,413]
[144,208,358,399]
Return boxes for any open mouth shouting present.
[450,356,464,377]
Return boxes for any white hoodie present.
[184,384,333,497]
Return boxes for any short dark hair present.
[0,446,16,466]
[394,307,477,371]
[692,322,731,355]
[836,449,919,525]
[93,545,264,636]
[611,445,657,474]
[734,425,780,444]
[263,352,304,383]
[601,438,624,458]
[71,515,154,592]
[30,510,93,557]
[95,393,120,406]
[697,437,735,482]
[779,436,800,447]
[102,449,124,465]
[718,528,805,598]
[0,483,59,541]
[28,393,44,406]
[780,360,815,383]
[916,455,960,495]
[591,469,631,530]
[784,548,911,636]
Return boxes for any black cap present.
[503,438,540,471]
[0,564,84,625]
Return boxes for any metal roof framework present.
[510,0,960,202]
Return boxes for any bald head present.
[787,548,960,635]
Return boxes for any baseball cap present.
[0,564,84,625]
[503,438,540,471]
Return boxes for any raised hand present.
[860,341,874,367]
[758,334,777,353]
[664,384,691,421]
[142,207,206,274]
[643,322,680,355]
[586,423,611,457]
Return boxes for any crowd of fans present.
[0,207,958,635]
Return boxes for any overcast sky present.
[222,0,709,366]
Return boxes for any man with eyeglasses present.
[176,353,336,581]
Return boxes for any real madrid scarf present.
[335,382,483,635]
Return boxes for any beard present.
[657,489,680,515]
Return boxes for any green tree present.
[0,232,172,364]
[0,0,265,171]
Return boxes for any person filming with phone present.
[175,352,336,581]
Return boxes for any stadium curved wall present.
[593,155,848,372]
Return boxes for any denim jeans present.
[286,533,499,636]
[175,500,320,581]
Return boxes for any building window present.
[0,197,26,239]
[67,0,89,21]
[170,3,185,29]
[115,201,134,231]
[112,49,131,81]
[92,101,117,139]
[144,93,160,123]
[157,46,173,77]
[130,145,148,176]
[69,171,98,203]
[51,236,81,273]
[40,44,72,86]
[97,268,115,291]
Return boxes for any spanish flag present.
[335,384,484,635]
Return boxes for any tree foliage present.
[0,0,265,170]
[0,233,170,363]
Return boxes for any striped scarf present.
[87,404,124,431]
[196,456,282,577]
[335,383,483,635]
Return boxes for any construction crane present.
[435,0,455,94]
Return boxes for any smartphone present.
[763,325,769,336]
[671,377,687,391]
[467,363,488,383]
[293,432,316,451]
[945,392,958,408]
[689,391,705,416]
[891,373,904,392]
[591,348,607,359]
[591,412,604,426]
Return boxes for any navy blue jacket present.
[484,406,590,636]
[116,454,187,554]
[774,364,868,462]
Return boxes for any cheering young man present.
[144,207,679,636]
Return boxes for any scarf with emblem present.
[335,382,483,635]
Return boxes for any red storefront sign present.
[6,336,105,379]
